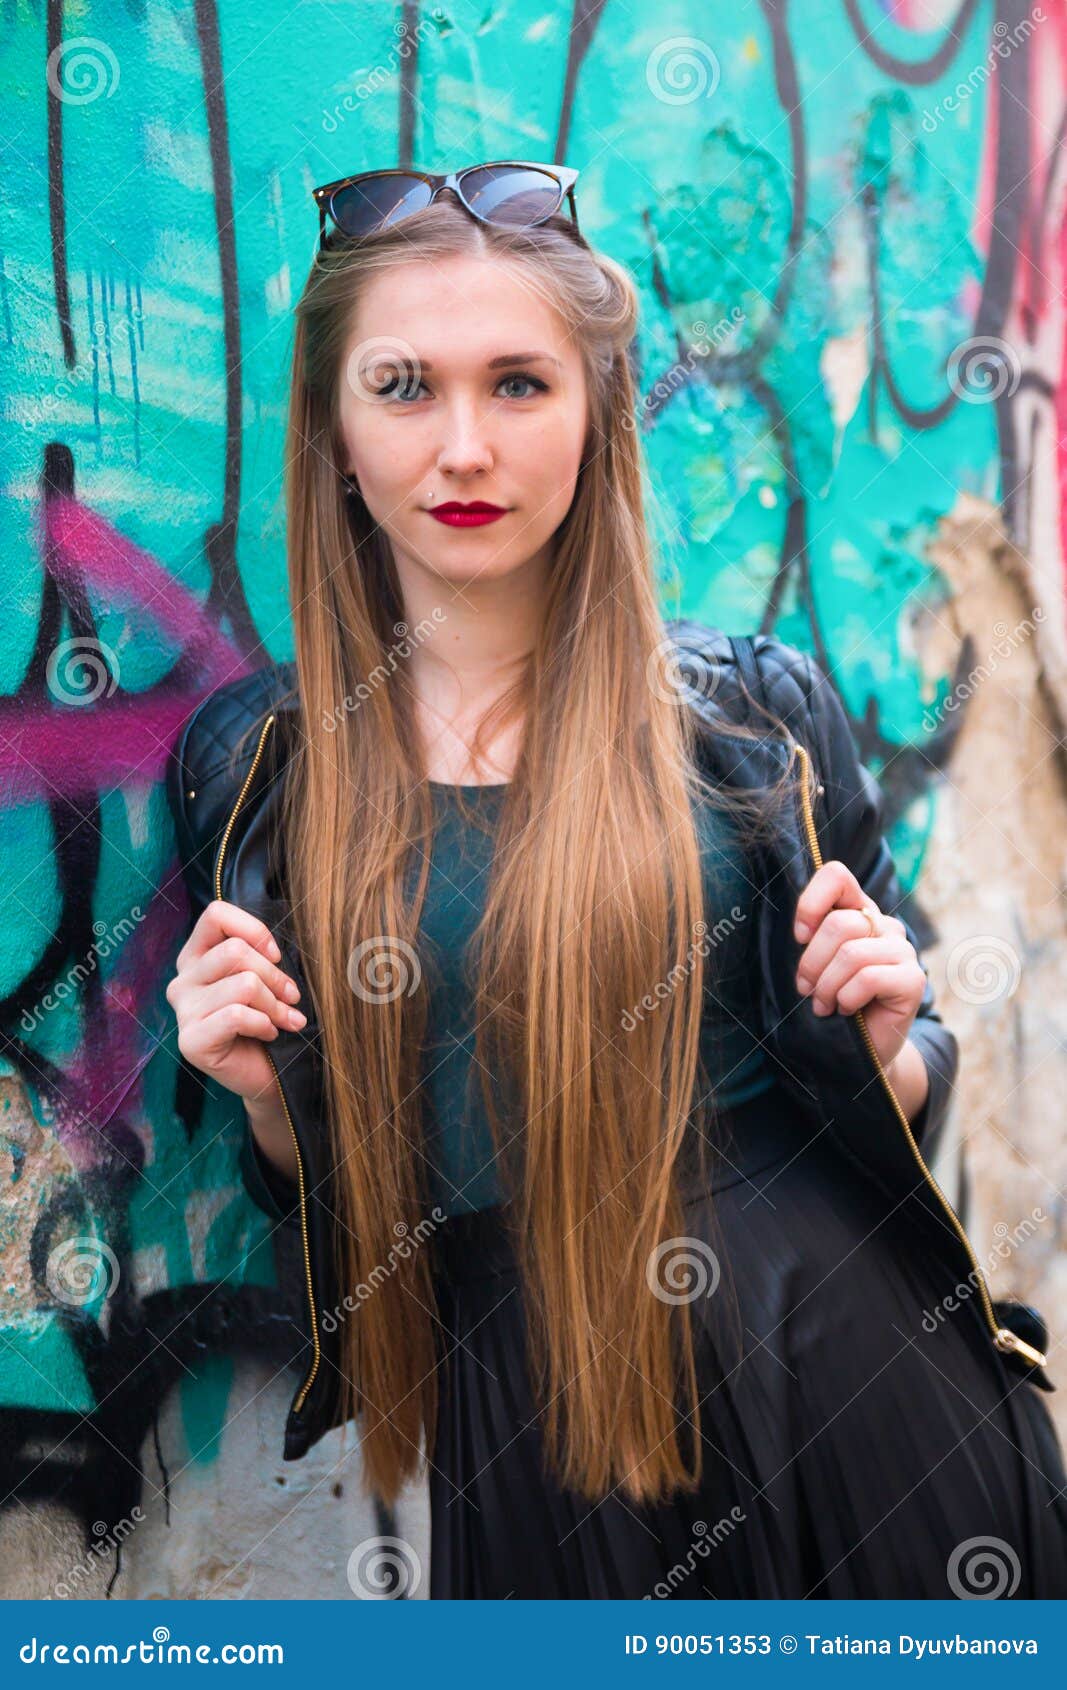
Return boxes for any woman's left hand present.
[793,859,927,1071]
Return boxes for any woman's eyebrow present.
[414,351,562,372]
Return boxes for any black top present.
[413,781,774,1216]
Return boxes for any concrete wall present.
[1,0,1064,1596]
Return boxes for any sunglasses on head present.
[311,160,581,250]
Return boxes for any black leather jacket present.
[164,620,1052,1462]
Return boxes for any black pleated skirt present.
[426,1082,1067,1599]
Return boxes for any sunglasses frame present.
[311,160,581,250]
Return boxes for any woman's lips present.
[427,505,508,527]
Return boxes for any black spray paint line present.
[46,0,76,368]
[192,0,264,662]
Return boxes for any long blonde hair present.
[271,201,797,1507]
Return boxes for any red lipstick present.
[428,501,508,527]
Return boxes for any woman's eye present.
[497,373,547,399]
[377,371,549,404]
[375,370,426,403]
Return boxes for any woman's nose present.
[435,406,495,475]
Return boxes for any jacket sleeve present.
[164,694,302,1232]
[164,702,221,928]
[796,649,960,1158]
[238,1126,302,1229]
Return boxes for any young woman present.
[165,162,1067,1599]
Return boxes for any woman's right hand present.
[165,900,306,1104]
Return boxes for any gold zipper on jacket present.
[212,711,322,1413]
[792,741,1047,1374]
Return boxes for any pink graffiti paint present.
[0,495,252,802]
[54,856,196,1157]
[44,493,242,667]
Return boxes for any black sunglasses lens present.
[329,174,434,237]
[459,166,564,227]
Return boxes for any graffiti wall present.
[1,0,1065,1596]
